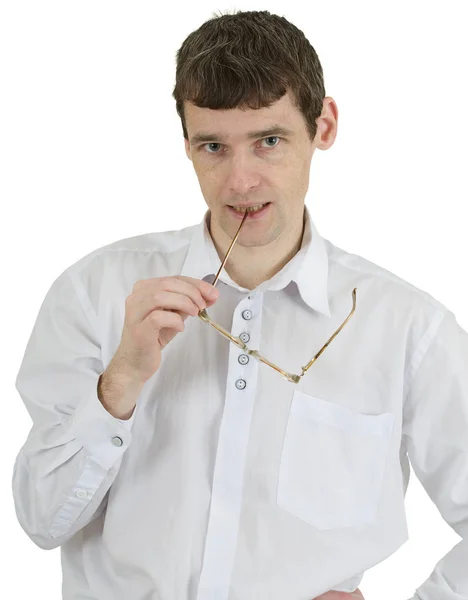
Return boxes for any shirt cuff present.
[71,389,136,470]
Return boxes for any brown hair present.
[172,10,326,143]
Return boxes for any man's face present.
[184,90,337,248]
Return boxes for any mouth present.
[226,202,271,219]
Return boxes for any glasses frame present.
[197,210,357,383]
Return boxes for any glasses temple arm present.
[212,210,249,287]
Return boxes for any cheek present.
[292,155,311,183]
[193,158,218,180]
[271,164,309,200]
[275,161,307,186]
[194,166,221,199]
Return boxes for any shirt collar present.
[180,205,331,318]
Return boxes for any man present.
[12,9,467,600]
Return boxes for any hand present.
[112,275,219,384]
[314,589,365,600]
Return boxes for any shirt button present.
[111,436,123,447]
[235,379,246,390]
[75,489,88,499]
[241,309,252,320]
[239,332,250,343]
[238,354,249,365]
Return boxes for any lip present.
[227,202,271,219]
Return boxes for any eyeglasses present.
[197,210,357,383]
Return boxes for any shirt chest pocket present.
[277,390,395,531]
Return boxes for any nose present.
[225,152,261,196]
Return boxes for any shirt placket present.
[196,291,263,600]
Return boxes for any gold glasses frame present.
[197,210,357,383]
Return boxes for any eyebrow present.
[189,125,295,146]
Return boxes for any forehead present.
[184,91,304,143]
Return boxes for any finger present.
[143,309,185,333]
[174,276,220,301]
[127,290,202,324]
[136,277,217,311]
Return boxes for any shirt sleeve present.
[12,268,137,550]
[402,308,468,600]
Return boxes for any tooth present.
[233,203,266,213]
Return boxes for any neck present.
[208,207,306,291]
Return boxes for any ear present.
[314,97,338,151]
[184,138,192,161]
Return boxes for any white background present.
[2,1,467,599]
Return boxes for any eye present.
[260,136,281,148]
[203,143,223,154]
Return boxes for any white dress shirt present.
[12,205,468,600]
